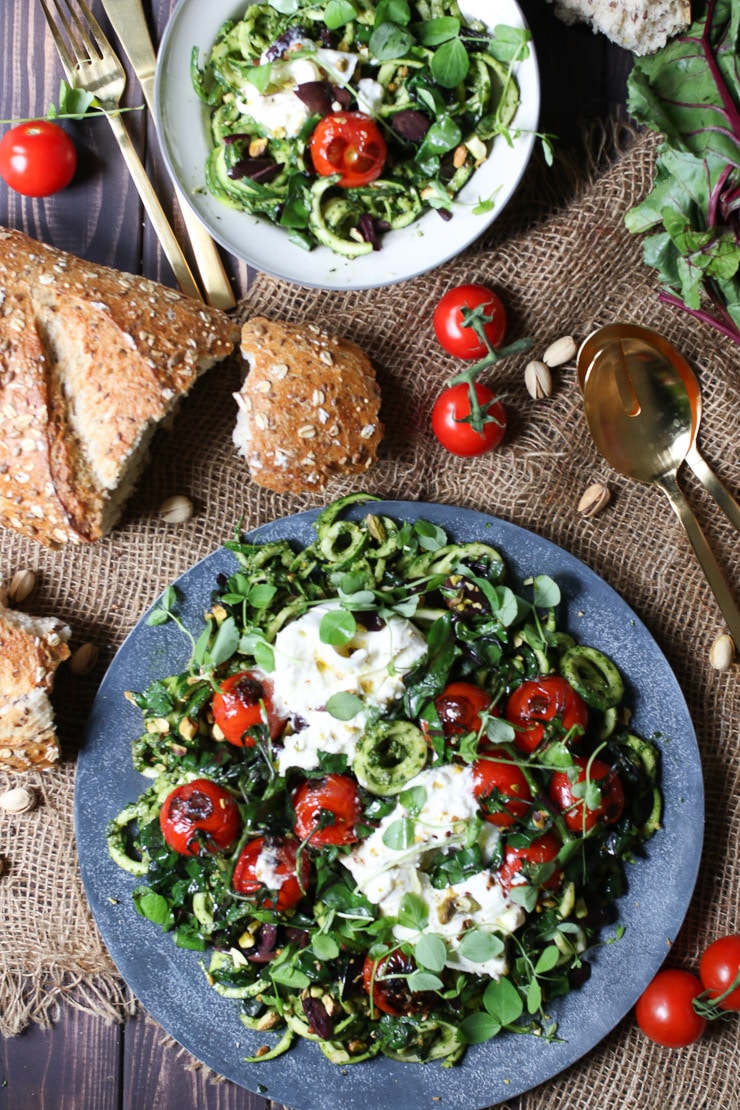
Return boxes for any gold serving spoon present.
[578,322,740,532]
[579,325,740,644]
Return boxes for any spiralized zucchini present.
[109,495,661,1066]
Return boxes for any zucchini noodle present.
[109,494,661,1066]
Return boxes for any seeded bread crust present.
[234,316,383,494]
[546,0,691,54]
[0,227,239,548]
[0,602,71,771]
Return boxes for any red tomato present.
[232,836,310,912]
[159,778,241,856]
[699,935,740,1011]
[211,670,285,746]
[433,283,508,359]
[505,676,588,753]
[472,749,532,827]
[430,681,494,742]
[635,969,707,1047]
[310,112,387,187]
[0,120,76,197]
[292,773,362,847]
[431,382,507,457]
[498,832,563,892]
[549,757,625,832]
[362,950,434,1016]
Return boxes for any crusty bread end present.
[546,0,691,54]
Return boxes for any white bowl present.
[155,0,540,290]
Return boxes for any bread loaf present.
[0,600,71,771]
[546,0,691,54]
[234,317,383,494]
[0,227,239,548]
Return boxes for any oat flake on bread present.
[0,227,239,548]
[234,317,384,494]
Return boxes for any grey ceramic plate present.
[75,503,704,1110]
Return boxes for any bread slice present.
[0,227,239,548]
[546,0,691,54]
[234,317,383,494]
[0,601,71,771]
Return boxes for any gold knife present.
[100,0,236,310]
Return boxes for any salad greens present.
[192,0,533,257]
[108,494,661,1067]
[625,0,740,344]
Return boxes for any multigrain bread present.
[0,601,71,771]
[0,227,239,548]
[234,317,383,494]
[546,0,691,53]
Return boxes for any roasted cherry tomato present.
[0,120,76,197]
[505,676,588,753]
[430,681,494,742]
[211,670,285,745]
[232,835,310,912]
[472,749,532,827]
[635,969,707,1047]
[549,757,625,832]
[159,778,241,856]
[431,382,507,457]
[310,111,387,187]
[362,950,435,1016]
[498,831,563,892]
[292,773,362,847]
[699,935,740,1011]
[433,283,508,359]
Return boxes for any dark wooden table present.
[0,3,632,1107]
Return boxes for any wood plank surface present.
[0,2,635,1108]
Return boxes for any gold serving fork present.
[38,0,203,302]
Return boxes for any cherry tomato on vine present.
[699,935,740,1011]
[549,757,625,832]
[433,283,508,359]
[292,773,362,847]
[310,111,387,187]
[0,120,76,197]
[159,778,241,856]
[498,831,563,892]
[431,381,507,457]
[362,950,435,1016]
[505,676,588,753]
[211,670,285,745]
[232,835,310,911]
[472,748,532,827]
[635,969,707,1047]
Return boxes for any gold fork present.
[38,0,203,302]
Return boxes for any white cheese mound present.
[342,764,525,978]
[270,604,427,774]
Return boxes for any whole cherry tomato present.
[310,111,387,187]
[635,969,707,1047]
[505,676,588,753]
[232,835,310,912]
[549,757,625,832]
[362,950,435,1016]
[498,832,563,892]
[433,284,508,359]
[292,773,362,847]
[472,749,532,827]
[431,381,507,457]
[699,935,740,1011]
[430,681,494,742]
[159,778,241,856]
[0,120,76,197]
[211,670,285,745]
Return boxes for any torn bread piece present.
[546,0,691,54]
[0,226,239,548]
[234,317,383,494]
[0,602,71,771]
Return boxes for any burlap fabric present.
[1,129,739,1109]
